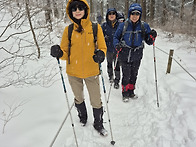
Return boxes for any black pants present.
[121,60,141,97]
[106,52,120,83]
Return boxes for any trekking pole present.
[56,58,78,147]
[114,48,122,69]
[99,64,115,145]
[107,48,122,103]
[50,102,74,147]
[150,36,160,107]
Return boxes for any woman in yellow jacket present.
[51,0,107,136]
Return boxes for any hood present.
[117,11,125,20]
[128,3,142,19]
[66,0,90,24]
[106,8,117,21]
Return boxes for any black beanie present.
[69,0,88,21]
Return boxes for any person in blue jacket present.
[101,8,121,89]
[113,3,157,102]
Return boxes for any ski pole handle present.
[56,57,60,63]
[114,48,122,70]
[150,35,155,46]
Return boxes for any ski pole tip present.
[111,140,115,145]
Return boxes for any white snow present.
[0,29,196,147]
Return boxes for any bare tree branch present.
[25,0,40,58]
[0,100,27,134]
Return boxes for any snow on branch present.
[0,100,27,134]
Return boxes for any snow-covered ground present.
[0,28,196,147]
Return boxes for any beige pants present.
[68,75,102,109]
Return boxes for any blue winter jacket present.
[101,8,119,53]
[113,20,153,62]
[113,3,154,62]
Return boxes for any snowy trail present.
[1,31,196,147]
[101,45,179,147]
[54,44,186,147]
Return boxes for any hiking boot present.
[75,101,88,126]
[93,125,108,136]
[114,82,119,89]
[129,90,138,99]
[93,107,108,136]
[122,96,129,102]
[113,79,119,89]
[122,91,130,102]
[109,76,114,83]
[130,94,138,99]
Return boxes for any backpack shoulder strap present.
[140,21,145,40]
[92,22,98,49]
[68,23,74,64]
[67,22,98,64]
[120,20,128,41]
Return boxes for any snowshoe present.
[122,96,129,102]
[114,82,119,89]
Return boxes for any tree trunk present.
[112,0,115,8]
[141,0,146,21]
[150,0,155,24]
[90,0,94,21]
[125,0,129,18]
[161,0,167,26]
[100,0,104,21]
[180,0,185,21]
[25,0,41,58]
[16,0,20,7]
[45,0,52,31]
[190,0,196,35]
[106,0,109,10]
[52,0,59,18]
[190,0,196,25]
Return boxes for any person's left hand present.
[149,29,157,39]
[93,49,105,64]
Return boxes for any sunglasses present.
[108,12,116,15]
[71,5,85,12]
[131,12,140,16]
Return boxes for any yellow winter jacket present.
[60,0,107,79]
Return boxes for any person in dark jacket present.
[97,14,103,24]
[117,11,125,22]
[101,8,121,89]
[113,3,157,102]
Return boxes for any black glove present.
[50,45,63,58]
[93,49,105,64]
[115,40,126,51]
[149,29,157,39]
[115,44,122,51]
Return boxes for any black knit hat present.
[69,0,88,20]
[68,1,88,33]
[69,1,86,9]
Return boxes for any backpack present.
[120,20,145,41]
[67,22,98,64]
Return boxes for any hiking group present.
[50,0,157,137]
